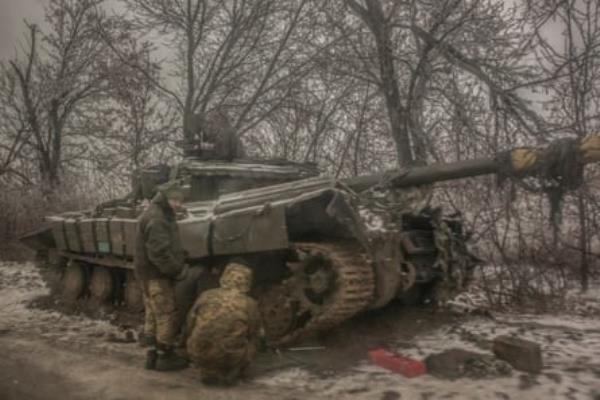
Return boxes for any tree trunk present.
[578,192,589,292]
[183,0,197,156]
[367,0,413,166]
[347,0,414,167]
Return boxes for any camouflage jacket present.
[134,192,185,282]
[186,269,261,361]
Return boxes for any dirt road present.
[1,261,600,400]
[0,335,312,400]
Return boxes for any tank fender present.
[19,225,56,251]
[211,204,289,255]
[324,191,370,246]
[178,217,211,259]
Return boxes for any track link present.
[273,242,375,344]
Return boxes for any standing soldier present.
[186,263,263,385]
[135,180,188,371]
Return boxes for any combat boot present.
[145,349,158,370]
[155,344,188,371]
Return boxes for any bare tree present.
[319,0,548,168]
[113,0,327,155]
[5,0,123,191]
[344,0,416,166]
[527,0,600,290]
[93,43,178,173]
[0,68,32,184]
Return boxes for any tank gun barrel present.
[345,135,600,192]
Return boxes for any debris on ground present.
[425,348,512,379]
[368,348,427,378]
[380,390,401,400]
[288,346,326,352]
[106,331,137,344]
[493,335,543,374]
[445,299,492,318]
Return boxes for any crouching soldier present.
[186,263,262,385]
[135,180,188,371]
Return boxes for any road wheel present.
[124,271,144,312]
[259,285,295,341]
[89,266,114,304]
[35,249,64,294]
[61,261,86,303]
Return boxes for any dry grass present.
[435,179,599,310]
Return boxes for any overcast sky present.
[0,0,121,61]
[0,0,47,60]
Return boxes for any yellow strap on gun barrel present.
[511,148,538,173]
[580,135,600,163]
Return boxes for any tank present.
[20,135,600,344]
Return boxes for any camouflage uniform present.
[186,263,261,384]
[141,280,179,347]
[135,182,188,370]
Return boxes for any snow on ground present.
[2,261,600,399]
[259,311,600,399]
[0,262,135,356]
[258,289,600,400]
[565,285,600,317]
[448,263,600,318]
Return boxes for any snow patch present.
[0,262,130,354]
[259,310,600,400]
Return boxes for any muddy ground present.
[1,262,600,400]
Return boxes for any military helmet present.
[220,262,253,293]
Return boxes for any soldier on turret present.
[185,108,245,160]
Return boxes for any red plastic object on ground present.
[368,348,427,378]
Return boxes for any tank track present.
[36,242,375,345]
[272,242,375,344]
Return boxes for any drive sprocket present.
[272,242,375,344]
